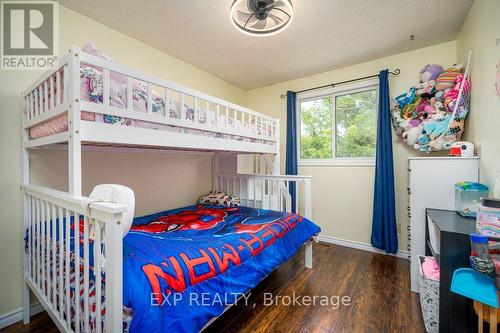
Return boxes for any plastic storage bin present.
[419,256,440,333]
[477,198,500,238]
[427,215,440,262]
[455,182,489,217]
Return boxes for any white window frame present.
[297,78,379,166]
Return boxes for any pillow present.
[435,65,463,91]
[199,191,240,207]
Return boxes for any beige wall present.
[457,0,500,187]
[0,5,246,317]
[246,41,457,249]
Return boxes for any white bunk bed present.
[21,47,314,333]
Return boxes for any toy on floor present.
[391,50,472,152]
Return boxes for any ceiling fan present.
[230,0,294,37]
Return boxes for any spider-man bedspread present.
[124,204,321,332]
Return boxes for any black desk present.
[425,209,477,333]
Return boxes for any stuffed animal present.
[456,74,471,94]
[415,98,435,119]
[395,87,416,109]
[433,100,444,110]
[435,64,463,91]
[392,109,409,135]
[434,89,450,102]
[429,136,446,151]
[415,80,436,95]
[409,119,422,127]
[432,109,448,121]
[403,126,423,146]
[423,115,452,139]
[417,132,431,148]
[444,74,471,110]
[402,96,422,119]
[420,64,444,82]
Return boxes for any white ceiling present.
[60,0,472,90]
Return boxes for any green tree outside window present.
[300,89,376,159]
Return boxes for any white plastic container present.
[477,199,500,238]
[455,181,489,217]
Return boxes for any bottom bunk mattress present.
[125,205,320,332]
[27,204,321,333]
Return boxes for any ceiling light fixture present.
[230,0,294,37]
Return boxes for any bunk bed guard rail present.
[22,47,280,148]
[214,173,312,220]
[23,184,126,333]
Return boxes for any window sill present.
[299,159,376,167]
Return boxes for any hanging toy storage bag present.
[392,49,472,152]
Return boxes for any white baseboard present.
[0,302,44,330]
[317,234,410,260]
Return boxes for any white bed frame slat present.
[51,203,57,309]
[83,216,90,333]
[103,69,110,108]
[180,93,185,119]
[50,75,55,111]
[41,200,47,295]
[57,206,64,320]
[65,208,71,330]
[147,83,153,114]
[56,70,61,107]
[127,76,133,111]
[94,221,102,333]
[36,198,41,289]
[74,210,80,333]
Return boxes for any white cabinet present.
[409,157,479,292]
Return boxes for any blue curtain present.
[371,70,398,254]
[285,91,297,213]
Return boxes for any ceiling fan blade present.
[237,10,256,22]
[268,13,284,25]
[251,19,267,30]
[274,0,286,7]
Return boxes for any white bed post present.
[305,241,313,269]
[22,94,31,324]
[274,119,280,175]
[304,178,313,269]
[213,153,219,191]
[68,47,82,196]
[98,206,125,333]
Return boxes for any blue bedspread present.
[124,205,321,333]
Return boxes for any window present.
[298,80,378,165]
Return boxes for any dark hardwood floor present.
[1,243,425,333]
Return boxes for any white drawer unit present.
[409,157,479,293]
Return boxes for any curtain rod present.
[279,69,401,99]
